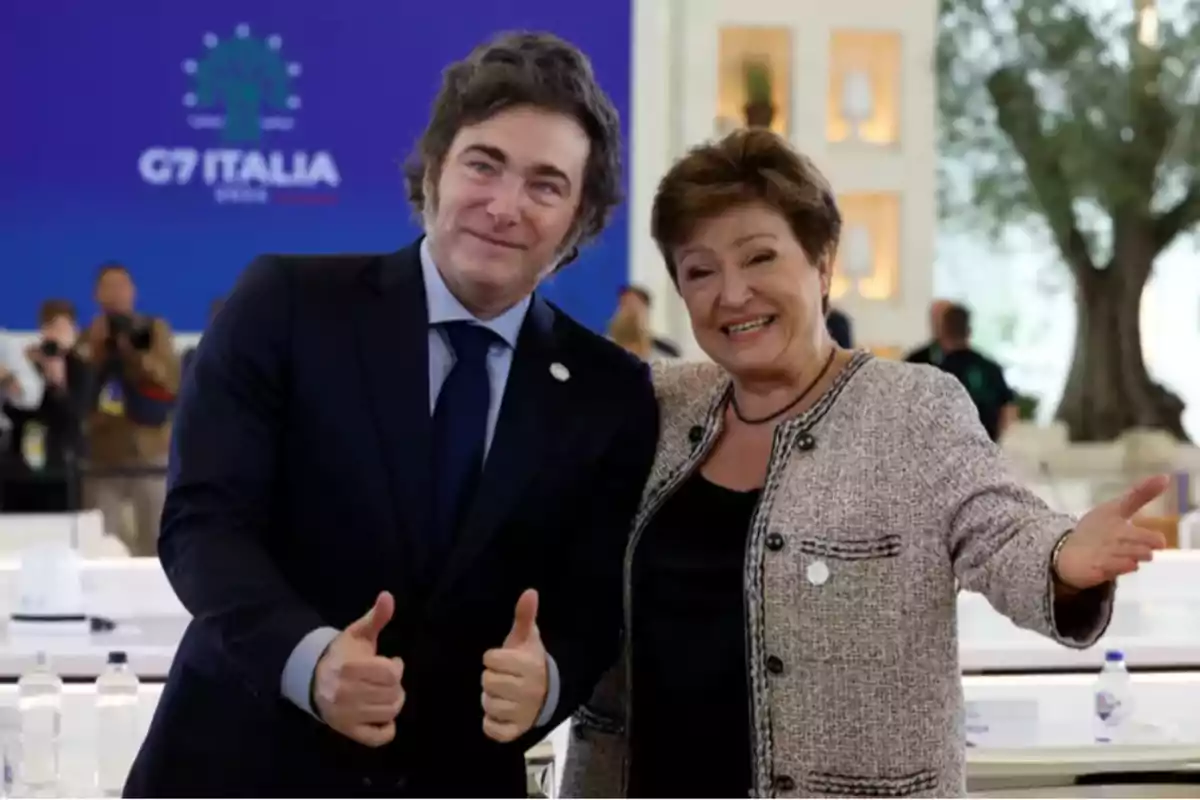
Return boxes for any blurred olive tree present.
[938,0,1200,441]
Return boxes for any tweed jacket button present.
[766,532,785,551]
[796,433,815,451]
[773,774,796,792]
[688,425,704,444]
[766,655,784,675]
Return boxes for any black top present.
[938,348,1014,441]
[629,473,760,799]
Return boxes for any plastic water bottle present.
[17,652,62,795]
[95,651,140,797]
[1093,649,1134,743]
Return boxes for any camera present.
[106,313,153,351]
[39,340,62,358]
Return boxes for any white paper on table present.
[965,698,1041,748]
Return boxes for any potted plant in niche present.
[743,57,775,128]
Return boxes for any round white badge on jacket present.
[807,560,830,586]
[550,363,570,382]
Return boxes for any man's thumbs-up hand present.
[482,589,548,743]
[345,590,395,643]
[314,591,406,748]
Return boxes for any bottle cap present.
[107,651,128,665]
[1105,650,1125,662]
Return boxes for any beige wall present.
[629,0,939,357]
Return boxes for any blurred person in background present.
[934,303,1016,442]
[124,31,657,798]
[1,300,92,512]
[0,326,45,509]
[563,129,1168,799]
[904,297,952,366]
[607,284,682,360]
[825,305,853,348]
[82,262,180,556]
[181,296,225,378]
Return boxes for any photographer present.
[83,263,181,556]
[0,328,46,510]
[1,301,93,512]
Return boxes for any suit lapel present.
[429,297,563,607]
[354,242,432,580]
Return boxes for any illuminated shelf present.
[827,30,901,146]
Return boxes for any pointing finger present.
[1110,474,1169,520]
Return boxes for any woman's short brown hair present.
[651,129,842,286]
[404,31,623,247]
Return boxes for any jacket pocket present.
[788,532,908,664]
[801,767,939,797]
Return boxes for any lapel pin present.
[550,362,570,382]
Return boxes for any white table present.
[0,684,566,799]
[0,618,182,680]
[962,673,1200,793]
[1,678,1197,799]
[1,540,1196,795]
[959,551,1200,673]
[959,598,1200,672]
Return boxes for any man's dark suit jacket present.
[124,241,659,798]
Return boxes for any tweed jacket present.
[561,352,1113,798]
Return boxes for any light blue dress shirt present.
[281,241,561,728]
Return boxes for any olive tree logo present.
[182,23,301,143]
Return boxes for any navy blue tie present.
[429,321,496,563]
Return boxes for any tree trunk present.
[1055,263,1188,442]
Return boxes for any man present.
[126,32,659,798]
[1,300,93,512]
[934,303,1017,441]
[82,263,180,556]
[904,298,952,365]
[608,285,681,359]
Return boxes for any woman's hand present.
[1054,474,1170,590]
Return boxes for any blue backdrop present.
[0,2,631,332]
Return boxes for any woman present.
[562,130,1168,798]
